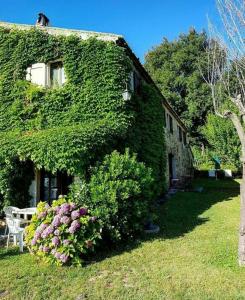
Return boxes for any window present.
[50,61,65,87]
[168,115,173,134]
[129,71,141,94]
[134,72,141,94]
[40,170,72,204]
[26,61,66,88]
[178,126,182,142]
[183,132,187,145]
[163,110,167,127]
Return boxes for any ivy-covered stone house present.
[0,21,193,208]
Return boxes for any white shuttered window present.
[26,62,66,87]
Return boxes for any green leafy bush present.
[25,198,101,266]
[69,149,154,241]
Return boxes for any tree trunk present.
[239,161,245,265]
[225,112,245,265]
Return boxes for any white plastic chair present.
[6,216,24,252]
[3,206,19,235]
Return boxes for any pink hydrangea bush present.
[25,198,101,266]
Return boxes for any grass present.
[1,178,245,300]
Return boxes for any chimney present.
[36,13,50,27]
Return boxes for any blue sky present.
[0,0,218,62]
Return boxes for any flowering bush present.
[25,198,101,266]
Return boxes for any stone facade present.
[164,108,193,187]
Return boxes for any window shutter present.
[27,63,47,87]
[61,66,66,85]
[26,67,32,81]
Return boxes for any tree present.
[145,30,213,145]
[204,0,245,265]
[203,114,241,170]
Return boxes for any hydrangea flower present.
[40,223,48,230]
[43,246,50,253]
[54,229,60,236]
[69,220,80,234]
[71,210,80,220]
[70,203,77,210]
[59,203,70,215]
[34,231,41,240]
[59,254,69,263]
[41,225,54,238]
[55,252,61,259]
[41,229,48,239]
[53,206,61,214]
[52,215,61,227]
[79,208,88,216]
[27,200,101,266]
[61,216,71,225]
[31,238,37,246]
[52,236,60,246]
[46,225,54,235]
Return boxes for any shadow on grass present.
[0,247,25,260]
[88,178,240,264]
[149,178,240,240]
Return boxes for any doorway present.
[168,153,177,185]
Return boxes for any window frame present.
[26,60,66,88]
[40,170,73,205]
[47,60,65,88]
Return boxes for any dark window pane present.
[50,188,58,200]
[169,116,173,134]
[183,132,187,145]
[51,177,57,187]
[44,177,49,188]
[179,126,182,142]
[44,189,49,201]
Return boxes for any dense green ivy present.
[125,83,166,195]
[0,26,166,207]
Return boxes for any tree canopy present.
[202,114,241,170]
[145,29,213,145]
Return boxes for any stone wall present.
[164,108,193,187]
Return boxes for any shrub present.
[25,198,101,266]
[69,149,154,241]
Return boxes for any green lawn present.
[1,178,245,300]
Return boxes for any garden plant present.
[25,198,101,266]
